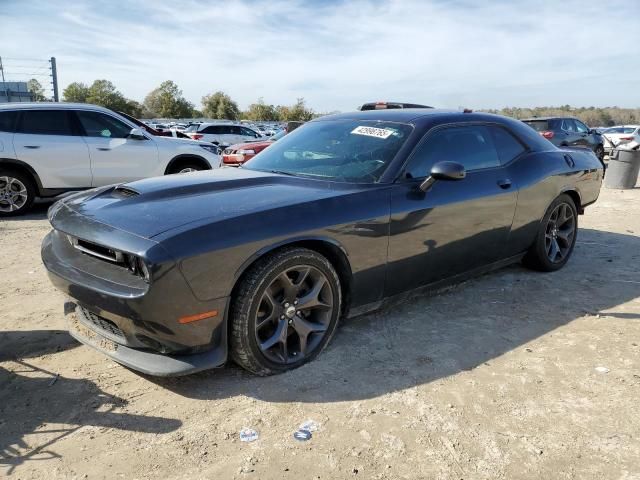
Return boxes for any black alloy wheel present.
[544,202,576,264]
[230,247,342,375]
[523,194,578,272]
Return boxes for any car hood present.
[55,168,361,239]
[226,140,273,151]
[153,135,206,146]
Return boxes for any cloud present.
[1,0,639,111]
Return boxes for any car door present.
[573,119,593,147]
[386,124,518,296]
[560,119,580,146]
[74,110,160,187]
[13,109,91,188]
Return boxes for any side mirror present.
[419,161,466,192]
[129,128,146,140]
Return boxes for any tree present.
[27,79,47,101]
[143,80,194,118]
[243,98,278,121]
[62,82,89,103]
[277,98,314,122]
[85,80,129,112]
[201,91,240,120]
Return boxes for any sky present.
[1,0,639,112]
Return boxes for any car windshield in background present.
[244,119,412,183]
[185,124,199,132]
[523,120,549,132]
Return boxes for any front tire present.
[595,145,605,162]
[230,247,342,376]
[168,163,205,174]
[523,194,578,272]
[0,170,36,217]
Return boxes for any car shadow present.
[0,330,182,475]
[150,227,640,403]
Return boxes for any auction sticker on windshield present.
[351,126,394,139]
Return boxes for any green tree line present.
[59,79,314,122]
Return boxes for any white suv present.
[0,103,221,216]
[184,122,263,146]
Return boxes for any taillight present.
[192,134,203,140]
[541,131,554,139]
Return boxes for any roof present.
[520,116,577,121]
[314,108,461,123]
[0,102,112,112]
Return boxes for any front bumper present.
[67,305,226,376]
[42,225,229,376]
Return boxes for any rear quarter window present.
[0,111,18,132]
[523,120,549,132]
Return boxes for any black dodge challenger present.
[42,109,603,376]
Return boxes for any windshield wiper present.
[267,169,299,177]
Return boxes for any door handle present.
[97,147,111,151]
[23,145,40,149]
[497,179,512,189]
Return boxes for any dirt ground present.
[1,185,639,480]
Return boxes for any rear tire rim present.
[545,202,575,263]
[0,176,28,213]
[178,167,197,173]
[255,265,334,365]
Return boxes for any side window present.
[241,127,257,137]
[76,111,132,138]
[0,111,18,132]
[405,125,500,178]
[574,120,589,133]
[229,126,243,135]
[489,126,526,164]
[17,110,74,136]
[561,119,575,132]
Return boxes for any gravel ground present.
[1,186,639,479]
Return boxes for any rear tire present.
[0,170,36,217]
[523,194,578,272]
[230,247,342,376]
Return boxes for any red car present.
[222,130,285,165]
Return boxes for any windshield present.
[185,124,200,132]
[244,119,412,183]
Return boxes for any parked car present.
[184,123,263,146]
[117,111,191,139]
[42,109,603,376]
[601,125,640,156]
[359,101,433,110]
[0,103,221,216]
[521,117,605,163]
[222,130,286,165]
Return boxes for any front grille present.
[78,307,126,341]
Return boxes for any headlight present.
[237,149,256,155]
[199,144,221,154]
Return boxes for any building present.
[0,82,35,103]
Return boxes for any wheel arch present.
[560,188,583,214]
[164,154,212,175]
[231,237,354,315]
[0,158,44,194]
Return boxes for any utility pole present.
[0,56,9,102]
[50,56,59,102]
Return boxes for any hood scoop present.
[112,185,140,199]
